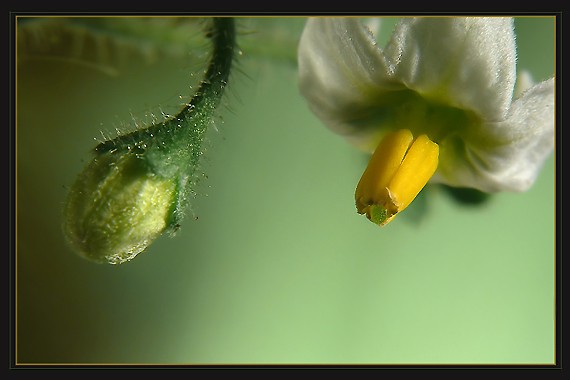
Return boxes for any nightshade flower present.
[298,17,555,226]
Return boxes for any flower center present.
[355,129,439,226]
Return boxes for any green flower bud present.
[63,149,183,264]
[62,18,236,264]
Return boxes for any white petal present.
[298,17,402,146]
[384,17,517,122]
[433,78,555,192]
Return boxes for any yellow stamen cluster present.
[355,129,439,226]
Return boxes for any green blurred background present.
[15,16,556,364]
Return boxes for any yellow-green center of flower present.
[355,129,439,226]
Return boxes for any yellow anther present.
[355,129,439,226]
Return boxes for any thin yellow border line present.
[12,14,559,367]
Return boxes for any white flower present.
[298,17,554,225]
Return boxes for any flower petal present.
[298,17,402,149]
[433,78,555,192]
[384,17,517,122]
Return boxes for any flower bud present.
[63,149,182,264]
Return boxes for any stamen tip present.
[368,204,388,226]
